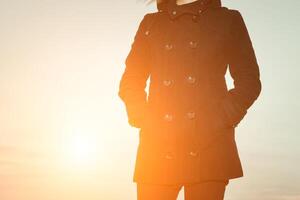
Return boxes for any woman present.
[118,0,262,199]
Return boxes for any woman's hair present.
[142,0,169,10]
[143,0,167,4]
[142,0,221,9]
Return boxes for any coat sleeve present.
[118,14,152,128]
[221,10,262,127]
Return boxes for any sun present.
[62,134,99,169]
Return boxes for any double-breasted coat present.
[118,0,261,184]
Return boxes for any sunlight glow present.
[62,133,99,170]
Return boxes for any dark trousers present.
[137,180,229,200]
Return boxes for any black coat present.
[119,0,261,184]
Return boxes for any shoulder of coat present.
[204,7,233,26]
[222,9,243,21]
[141,12,163,33]
[209,7,236,17]
[223,9,246,28]
[210,8,244,25]
[143,11,164,22]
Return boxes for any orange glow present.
[0,0,298,200]
[62,134,98,168]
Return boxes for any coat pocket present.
[207,99,233,132]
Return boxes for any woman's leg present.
[184,180,229,200]
[137,183,182,200]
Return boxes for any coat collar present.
[158,0,221,19]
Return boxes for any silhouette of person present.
[118,0,261,199]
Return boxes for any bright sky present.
[0,0,299,199]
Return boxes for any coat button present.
[163,80,173,87]
[187,111,196,120]
[172,10,177,15]
[198,10,203,14]
[186,76,196,84]
[192,15,197,22]
[189,41,198,49]
[165,44,173,51]
[189,151,198,157]
[164,114,173,122]
[145,30,150,36]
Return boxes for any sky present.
[0,0,299,199]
